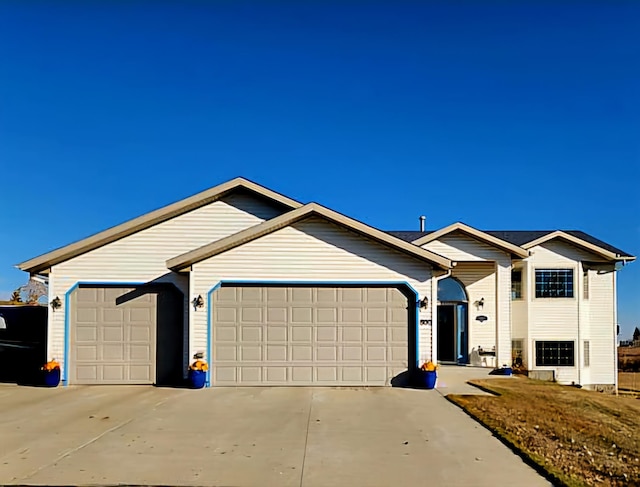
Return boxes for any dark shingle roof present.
[386,231,431,242]
[387,229,633,258]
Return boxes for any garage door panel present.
[215,307,237,323]
[267,307,287,322]
[292,367,313,383]
[103,365,125,381]
[316,288,338,302]
[266,287,287,301]
[240,345,261,361]
[103,326,123,342]
[342,346,363,361]
[241,307,262,323]
[216,326,237,341]
[211,285,410,386]
[341,288,364,302]
[316,326,337,342]
[267,325,287,341]
[292,288,313,301]
[390,326,408,342]
[366,327,386,342]
[292,345,313,361]
[316,346,337,361]
[342,327,363,342]
[266,367,287,382]
[317,308,337,323]
[76,365,98,381]
[76,345,98,360]
[216,344,237,360]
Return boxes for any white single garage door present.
[69,285,182,385]
[211,285,411,386]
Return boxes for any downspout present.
[577,263,581,386]
[613,269,618,396]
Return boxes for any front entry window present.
[438,278,467,302]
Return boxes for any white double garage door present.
[69,284,413,386]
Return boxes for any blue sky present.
[0,2,638,337]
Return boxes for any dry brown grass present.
[448,377,640,487]
[619,372,640,392]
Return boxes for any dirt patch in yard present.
[448,378,640,487]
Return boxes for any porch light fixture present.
[474,297,484,310]
[419,296,429,309]
[50,296,62,311]
[192,295,204,310]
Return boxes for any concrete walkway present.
[0,384,548,486]
[436,365,505,395]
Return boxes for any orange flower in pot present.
[419,361,438,389]
[41,359,61,387]
[188,353,208,389]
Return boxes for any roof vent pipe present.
[419,215,426,232]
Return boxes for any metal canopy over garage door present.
[211,285,412,386]
[69,285,182,385]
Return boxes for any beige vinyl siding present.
[528,242,581,384]
[424,232,512,365]
[451,262,495,352]
[191,217,433,365]
[423,231,510,262]
[527,241,609,385]
[47,194,286,373]
[587,267,616,385]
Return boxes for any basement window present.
[535,269,574,298]
[535,341,575,367]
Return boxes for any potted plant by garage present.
[188,354,208,389]
[41,359,61,387]
[419,361,439,389]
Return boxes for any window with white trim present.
[535,341,575,367]
[535,269,574,298]
[583,270,589,299]
[511,270,522,299]
[583,341,590,367]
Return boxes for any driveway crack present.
[299,390,314,487]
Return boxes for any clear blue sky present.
[0,2,638,337]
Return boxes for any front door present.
[437,305,456,363]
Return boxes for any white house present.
[17,178,635,389]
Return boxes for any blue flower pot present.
[423,370,437,389]
[188,369,206,389]
[43,369,60,387]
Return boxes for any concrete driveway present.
[0,384,548,486]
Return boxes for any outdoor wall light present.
[474,297,485,309]
[419,296,429,309]
[50,296,62,311]
[192,295,204,310]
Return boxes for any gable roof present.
[17,178,302,274]
[388,229,634,262]
[167,202,452,271]
[409,222,530,259]
[518,230,635,261]
[484,230,634,259]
